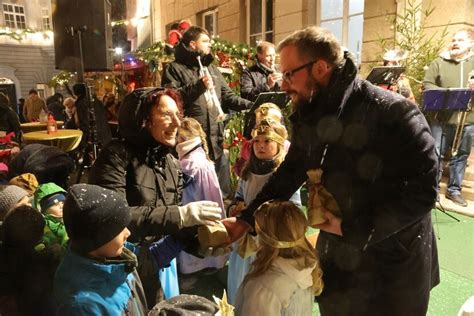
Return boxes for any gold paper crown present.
[251,119,286,145]
[255,103,282,124]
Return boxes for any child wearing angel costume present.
[175,117,227,273]
[234,200,323,316]
[227,119,301,303]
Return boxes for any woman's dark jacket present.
[240,60,280,102]
[239,56,440,315]
[162,43,252,161]
[88,90,183,242]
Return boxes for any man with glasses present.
[223,27,439,315]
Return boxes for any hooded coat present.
[89,88,184,243]
[239,55,440,315]
[162,42,252,161]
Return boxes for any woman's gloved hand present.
[178,201,222,228]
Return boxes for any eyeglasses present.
[282,60,318,84]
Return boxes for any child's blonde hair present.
[244,200,324,295]
[241,119,288,180]
[178,117,211,161]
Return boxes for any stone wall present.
[0,45,57,100]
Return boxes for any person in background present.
[46,92,66,122]
[72,83,112,148]
[162,26,252,199]
[23,89,47,122]
[63,97,79,129]
[234,201,323,316]
[223,26,439,315]
[17,98,26,123]
[104,93,119,122]
[168,22,182,47]
[54,184,148,315]
[381,49,416,102]
[423,28,474,207]
[240,41,282,102]
[0,93,21,143]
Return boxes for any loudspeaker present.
[52,0,113,71]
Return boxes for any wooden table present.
[22,129,82,152]
[20,121,64,133]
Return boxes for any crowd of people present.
[0,23,472,316]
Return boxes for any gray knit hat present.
[0,185,29,220]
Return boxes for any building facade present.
[0,0,56,105]
[146,0,472,75]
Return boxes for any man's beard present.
[197,48,210,57]
[450,46,469,59]
[289,75,323,110]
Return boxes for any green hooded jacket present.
[33,183,68,256]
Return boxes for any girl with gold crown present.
[234,200,323,315]
[227,119,301,304]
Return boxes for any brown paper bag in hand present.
[198,221,230,248]
[306,169,341,227]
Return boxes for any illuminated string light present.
[111,15,148,27]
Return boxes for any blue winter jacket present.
[54,244,148,315]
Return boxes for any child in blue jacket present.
[54,184,148,315]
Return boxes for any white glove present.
[178,201,222,228]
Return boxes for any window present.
[202,9,218,36]
[247,0,273,46]
[2,3,26,29]
[318,0,364,63]
[42,8,51,30]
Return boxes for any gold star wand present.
[213,289,234,316]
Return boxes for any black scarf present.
[249,156,276,175]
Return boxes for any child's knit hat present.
[63,184,131,254]
[9,173,39,196]
[0,185,29,220]
[34,182,66,212]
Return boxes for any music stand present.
[242,92,289,138]
[422,88,472,223]
[422,88,472,112]
[366,66,405,86]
